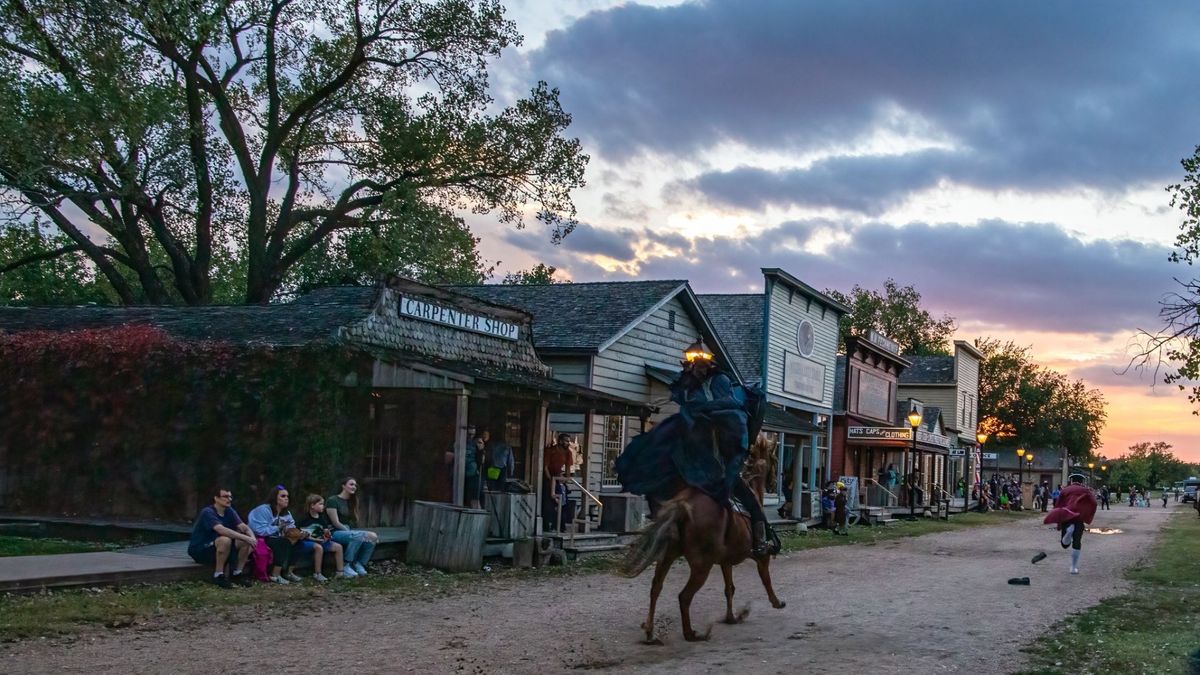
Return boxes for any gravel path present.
[3,504,1173,674]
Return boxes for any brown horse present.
[619,486,786,643]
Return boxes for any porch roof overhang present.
[366,347,653,418]
[763,406,825,434]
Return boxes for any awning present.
[645,364,681,385]
[763,406,825,434]
[366,347,654,418]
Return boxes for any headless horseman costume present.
[615,340,778,556]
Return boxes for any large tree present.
[0,0,585,304]
[976,337,1107,461]
[827,278,957,355]
[1106,441,1192,491]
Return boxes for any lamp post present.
[1025,454,1034,507]
[908,407,923,518]
[1088,461,1096,487]
[1016,447,1026,509]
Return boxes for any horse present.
[618,485,786,643]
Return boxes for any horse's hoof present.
[683,631,710,642]
[642,637,665,646]
[772,600,787,609]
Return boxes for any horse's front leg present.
[641,559,670,645]
[756,556,786,609]
[720,563,750,624]
[679,561,714,641]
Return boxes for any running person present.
[1043,473,1098,574]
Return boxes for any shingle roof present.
[696,294,763,382]
[447,281,687,351]
[0,287,380,346]
[898,355,955,384]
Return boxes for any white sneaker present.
[284,572,303,583]
[1061,524,1074,548]
[312,573,329,583]
[353,562,368,576]
[270,576,289,585]
[342,565,358,578]
[1070,567,1079,575]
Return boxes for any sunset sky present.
[474,1,1200,460]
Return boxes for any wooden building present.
[700,268,848,520]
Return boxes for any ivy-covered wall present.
[0,325,370,523]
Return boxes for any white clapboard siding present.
[955,346,981,440]
[764,281,841,410]
[585,295,702,490]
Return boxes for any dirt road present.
[4,504,1172,674]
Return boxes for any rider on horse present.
[616,339,779,556]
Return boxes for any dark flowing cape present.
[614,372,756,503]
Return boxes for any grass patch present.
[778,509,1039,553]
[0,509,1031,643]
[1018,512,1200,675]
[0,536,119,557]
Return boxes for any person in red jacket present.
[1043,473,1099,574]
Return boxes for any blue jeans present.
[332,530,376,566]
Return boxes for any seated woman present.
[247,485,302,584]
[325,477,379,577]
[297,494,349,581]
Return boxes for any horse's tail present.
[618,495,691,578]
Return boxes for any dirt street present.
[4,505,1172,674]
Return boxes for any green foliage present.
[0,0,585,304]
[977,337,1107,460]
[0,221,112,305]
[1105,442,1195,490]
[502,262,568,285]
[826,279,956,355]
[0,536,118,557]
[0,326,368,520]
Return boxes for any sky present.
[475,0,1200,461]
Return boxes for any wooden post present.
[791,433,803,518]
[583,410,595,491]
[533,402,549,535]
[453,391,469,506]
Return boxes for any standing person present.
[834,482,849,536]
[880,463,899,506]
[247,485,305,584]
[297,495,349,581]
[543,433,575,531]
[464,432,484,509]
[908,468,924,507]
[325,477,379,577]
[1032,483,1043,511]
[1043,473,1099,575]
[1162,490,1169,508]
[188,487,256,588]
[485,431,516,492]
[1099,485,1111,510]
[1051,484,1062,508]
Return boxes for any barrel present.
[406,501,489,572]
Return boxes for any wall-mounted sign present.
[948,448,966,457]
[398,296,519,341]
[916,429,952,449]
[796,319,815,357]
[783,352,825,402]
[847,426,912,441]
[866,329,900,355]
[982,452,998,460]
[855,369,891,420]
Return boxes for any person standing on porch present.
[879,463,898,506]
[543,433,575,531]
[485,431,515,492]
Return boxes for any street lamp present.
[1088,461,1096,487]
[1016,448,1026,509]
[908,407,922,518]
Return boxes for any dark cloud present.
[526,0,1200,190]
[524,219,1179,334]
[502,221,636,261]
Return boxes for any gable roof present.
[0,287,381,346]
[696,294,763,383]
[898,355,956,384]
[447,280,686,352]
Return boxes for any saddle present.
[729,496,753,520]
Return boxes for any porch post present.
[533,402,549,534]
[791,433,803,518]
[453,391,469,506]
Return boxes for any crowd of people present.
[187,477,379,588]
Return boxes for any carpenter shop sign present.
[399,296,520,341]
[847,426,912,441]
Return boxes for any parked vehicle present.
[1182,477,1200,503]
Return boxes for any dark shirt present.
[297,511,334,538]
[188,505,243,552]
[325,495,357,529]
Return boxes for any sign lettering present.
[866,329,900,355]
[847,426,912,441]
[982,452,998,460]
[398,296,520,341]
[948,448,966,457]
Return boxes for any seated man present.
[188,487,256,588]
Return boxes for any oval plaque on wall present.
[797,319,815,357]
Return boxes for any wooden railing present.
[553,476,604,546]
